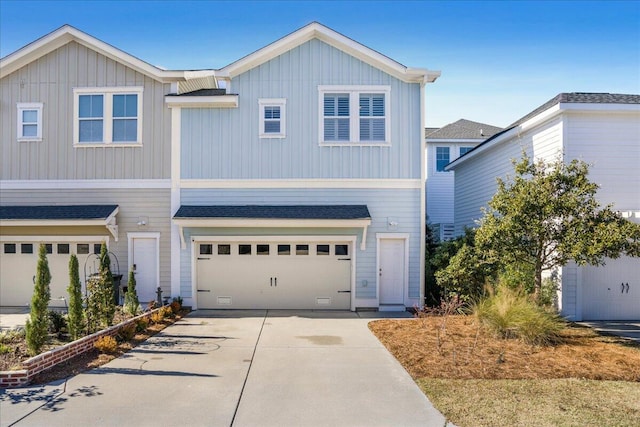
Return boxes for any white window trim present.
[435,146,451,173]
[258,98,286,139]
[17,102,43,142]
[73,86,143,147]
[318,85,391,146]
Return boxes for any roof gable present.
[0,25,215,83]
[217,22,439,84]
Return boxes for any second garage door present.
[196,240,352,310]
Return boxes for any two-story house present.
[425,119,500,241]
[1,23,440,312]
[447,93,640,321]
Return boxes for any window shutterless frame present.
[318,85,390,145]
[73,87,143,146]
[17,102,43,142]
[258,98,286,138]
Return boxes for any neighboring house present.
[425,119,501,240]
[447,93,640,321]
[0,23,440,312]
[0,25,216,307]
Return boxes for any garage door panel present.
[196,240,352,310]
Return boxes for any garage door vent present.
[316,297,331,305]
[217,296,232,305]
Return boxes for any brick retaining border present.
[0,306,166,388]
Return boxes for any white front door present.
[131,237,158,304]
[379,238,406,305]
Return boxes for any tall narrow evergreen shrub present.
[67,254,85,340]
[26,244,51,355]
[124,268,140,315]
[86,242,116,332]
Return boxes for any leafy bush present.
[473,286,564,345]
[124,268,140,316]
[135,317,149,332]
[47,310,67,334]
[94,335,118,353]
[0,343,10,354]
[0,328,25,344]
[170,300,181,314]
[117,323,137,342]
[67,254,85,340]
[26,244,52,356]
[85,243,116,332]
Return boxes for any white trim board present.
[180,179,422,189]
[1,179,171,189]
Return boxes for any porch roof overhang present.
[0,205,120,241]
[172,205,372,250]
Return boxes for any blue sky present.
[1,0,638,127]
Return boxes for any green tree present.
[124,268,140,316]
[424,221,440,306]
[66,254,85,340]
[85,242,116,332]
[25,244,51,355]
[476,154,640,300]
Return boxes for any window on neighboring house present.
[319,86,390,144]
[436,147,450,172]
[73,87,143,145]
[459,146,474,157]
[259,99,286,138]
[17,103,43,141]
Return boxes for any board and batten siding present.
[178,188,422,305]
[0,41,172,180]
[0,189,171,295]
[453,118,563,235]
[181,39,421,180]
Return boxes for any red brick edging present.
[0,307,165,388]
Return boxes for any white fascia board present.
[0,235,109,242]
[446,104,563,171]
[217,22,436,84]
[180,179,422,189]
[165,95,238,108]
[0,25,215,83]
[560,103,640,113]
[0,179,171,189]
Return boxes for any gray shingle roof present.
[0,205,118,220]
[174,205,371,220]
[425,119,502,139]
[167,88,229,97]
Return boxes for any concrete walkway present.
[579,321,640,344]
[1,310,449,427]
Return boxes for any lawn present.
[369,316,640,427]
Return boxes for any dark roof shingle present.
[174,205,371,220]
[0,205,118,220]
[426,119,502,140]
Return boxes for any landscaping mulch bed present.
[1,310,188,385]
[369,315,640,381]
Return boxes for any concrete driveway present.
[579,321,640,344]
[1,310,448,427]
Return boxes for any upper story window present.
[318,86,390,145]
[259,99,286,138]
[436,146,450,172]
[17,102,43,142]
[459,146,474,157]
[73,87,143,146]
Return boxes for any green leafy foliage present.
[66,254,85,340]
[47,310,67,334]
[124,268,140,316]
[85,242,116,333]
[476,154,640,299]
[25,244,52,356]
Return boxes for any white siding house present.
[447,93,640,321]
[425,119,501,240]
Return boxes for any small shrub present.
[172,296,183,306]
[48,310,68,334]
[473,286,564,345]
[94,335,118,354]
[147,300,158,310]
[117,323,137,341]
[150,311,164,324]
[160,305,174,318]
[124,268,140,316]
[135,317,149,332]
[0,328,25,344]
[170,300,181,314]
[0,343,11,354]
[26,244,52,356]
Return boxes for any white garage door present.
[581,257,640,320]
[0,241,104,307]
[196,240,352,310]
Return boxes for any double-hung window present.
[73,87,143,145]
[436,147,450,172]
[259,99,286,138]
[17,103,43,141]
[319,86,390,145]
[459,146,474,157]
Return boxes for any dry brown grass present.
[369,316,640,381]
